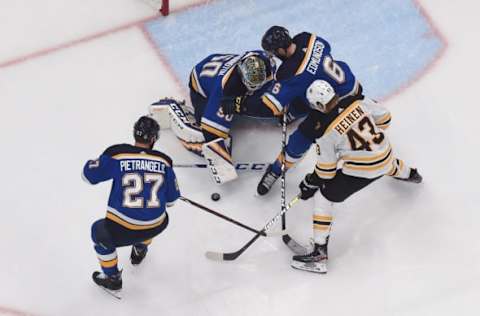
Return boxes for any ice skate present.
[92,271,122,299]
[394,168,423,184]
[291,243,328,274]
[256,164,280,195]
[130,244,148,265]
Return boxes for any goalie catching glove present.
[299,173,324,200]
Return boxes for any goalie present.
[151,51,279,184]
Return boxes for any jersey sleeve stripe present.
[295,34,316,75]
[200,124,229,138]
[221,66,236,88]
[190,69,207,98]
[375,114,392,129]
[200,119,230,138]
[343,145,392,164]
[388,158,404,177]
[343,151,393,171]
[262,94,283,115]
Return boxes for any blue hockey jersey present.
[262,32,360,115]
[82,144,180,230]
[189,51,276,139]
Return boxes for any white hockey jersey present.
[314,98,395,179]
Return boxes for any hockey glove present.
[299,173,322,200]
[221,96,244,115]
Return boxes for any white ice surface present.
[0,0,480,315]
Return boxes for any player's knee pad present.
[91,219,115,249]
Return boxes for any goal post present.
[142,0,169,15]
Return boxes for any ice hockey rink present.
[1,0,479,315]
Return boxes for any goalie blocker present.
[150,98,237,184]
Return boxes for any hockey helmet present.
[261,26,292,55]
[238,55,267,92]
[134,115,160,144]
[306,80,336,112]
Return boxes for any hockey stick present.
[205,195,300,261]
[280,109,287,230]
[179,196,287,237]
[279,109,309,255]
[173,162,270,171]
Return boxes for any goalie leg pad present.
[202,138,238,184]
[168,100,205,156]
[149,99,175,129]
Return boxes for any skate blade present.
[98,286,122,300]
[291,261,327,274]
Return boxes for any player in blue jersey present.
[255,26,368,195]
[82,116,180,294]
[161,51,277,158]
[153,51,285,184]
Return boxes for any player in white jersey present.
[290,80,422,274]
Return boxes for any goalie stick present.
[205,195,300,261]
[179,196,287,237]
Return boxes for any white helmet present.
[306,80,336,112]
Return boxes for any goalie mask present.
[238,56,267,92]
[306,80,336,113]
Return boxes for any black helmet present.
[133,115,160,144]
[261,26,292,54]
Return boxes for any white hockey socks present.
[313,192,334,245]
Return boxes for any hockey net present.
[142,0,169,15]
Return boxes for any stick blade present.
[282,234,309,255]
[205,250,241,261]
[205,251,225,261]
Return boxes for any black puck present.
[211,193,221,201]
